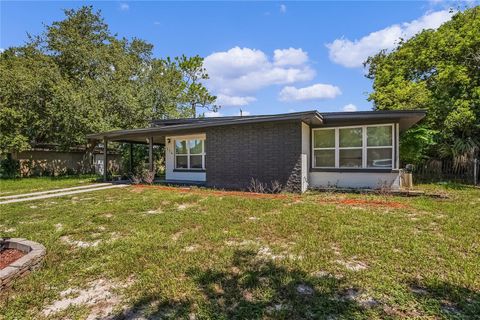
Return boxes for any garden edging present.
[0,238,46,290]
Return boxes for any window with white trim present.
[312,124,394,169]
[175,139,205,170]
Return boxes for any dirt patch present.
[336,259,368,271]
[0,249,26,270]
[42,278,125,319]
[335,199,407,209]
[296,284,314,295]
[257,246,303,261]
[60,236,101,248]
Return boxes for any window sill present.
[173,169,206,173]
[310,168,399,173]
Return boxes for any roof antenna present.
[240,109,243,117]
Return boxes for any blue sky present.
[0,1,472,116]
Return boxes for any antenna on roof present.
[240,109,243,117]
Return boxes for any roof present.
[86,109,426,144]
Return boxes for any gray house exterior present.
[87,110,426,192]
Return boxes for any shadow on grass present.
[408,279,480,319]
[115,249,365,319]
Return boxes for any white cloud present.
[204,47,315,100]
[204,111,223,117]
[153,21,160,25]
[280,4,287,13]
[273,48,308,66]
[326,10,454,68]
[0,48,4,53]
[119,3,129,11]
[279,83,341,102]
[216,94,257,107]
[342,104,358,112]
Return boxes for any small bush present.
[248,178,283,194]
[130,169,155,185]
[142,171,155,184]
[0,154,20,178]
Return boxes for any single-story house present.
[87,110,426,192]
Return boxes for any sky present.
[0,1,476,117]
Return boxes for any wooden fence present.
[411,158,479,185]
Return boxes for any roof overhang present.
[319,110,426,132]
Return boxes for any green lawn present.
[0,183,479,319]
[0,175,100,195]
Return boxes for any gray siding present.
[205,121,302,192]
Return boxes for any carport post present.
[129,143,133,174]
[148,136,154,172]
[103,137,108,182]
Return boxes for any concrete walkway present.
[0,183,129,205]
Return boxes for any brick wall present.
[205,121,302,192]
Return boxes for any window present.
[313,129,335,167]
[339,127,362,168]
[175,138,205,170]
[312,125,394,169]
[366,126,393,168]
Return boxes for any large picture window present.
[312,124,394,169]
[175,139,205,170]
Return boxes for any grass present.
[0,175,100,195]
[0,182,479,319]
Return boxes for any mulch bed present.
[132,185,302,200]
[0,249,25,270]
[132,185,409,209]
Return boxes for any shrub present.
[0,154,20,178]
[247,178,283,194]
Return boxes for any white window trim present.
[312,124,395,169]
[174,138,206,170]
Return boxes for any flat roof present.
[87,109,426,143]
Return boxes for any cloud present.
[326,10,454,68]
[204,47,315,100]
[119,3,129,11]
[216,94,257,107]
[279,83,341,102]
[204,111,223,117]
[0,48,4,53]
[273,48,308,66]
[280,4,287,13]
[153,21,160,25]
[342,104,358,112]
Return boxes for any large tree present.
[0,6,217,153]
[365,7,480,162]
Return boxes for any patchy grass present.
[0,183,479,319]
[0,175,100,195]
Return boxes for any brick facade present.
[205,121,302,192]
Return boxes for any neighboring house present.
[87,110,426,192]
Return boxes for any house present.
[87,110,426,192]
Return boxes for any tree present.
[0,6,216,154]
[365,7,480,161]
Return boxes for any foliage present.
[0,154,20,178]
[399,126,438,164]
[366,7,480,161]
[0,6,216,154]
[247,178,283,194]
[120,143,164,177]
